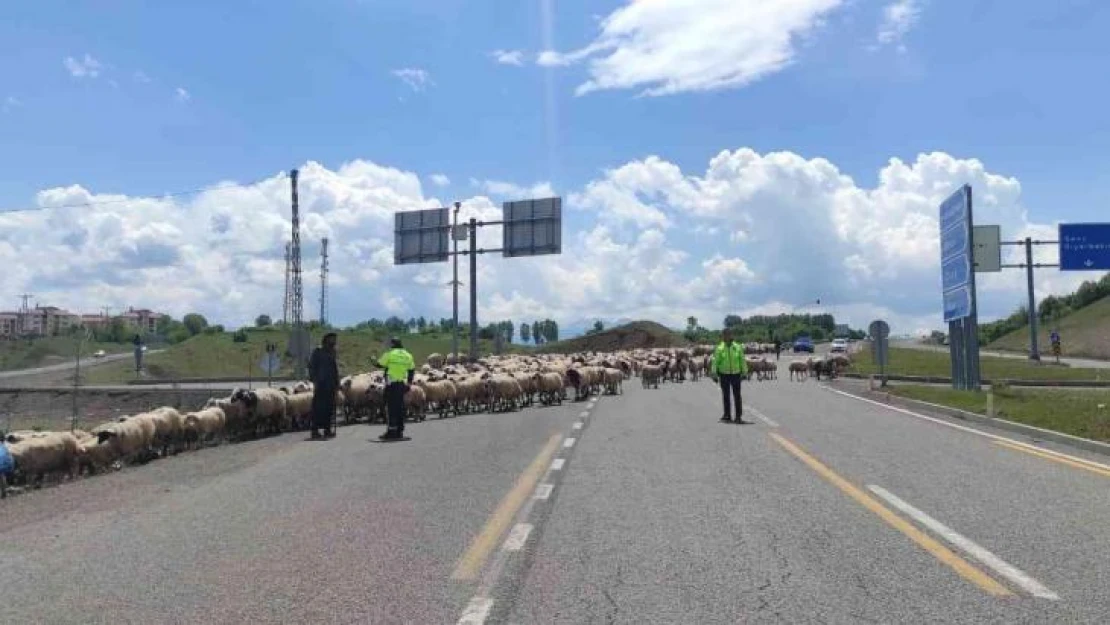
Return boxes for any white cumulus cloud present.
[876,0,922,52]
[429,174,451,187]
[0,150,1090,337]
[538,0,845,97]
[391,68,433,92]
[64,54,102,79]
[491,49,526,66]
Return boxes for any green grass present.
[989,296,1110,360]
[0,337,130,372]
[848,346,1110,382]
[83,328,529,384]
[884,383,1110,443]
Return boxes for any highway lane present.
[0,398,585,624]
[3,372,1108,624]
[502,377,1109,624]
[0,350,153,380]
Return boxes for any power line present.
[0,172,287,215]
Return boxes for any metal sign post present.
[260,342,280,387]
[869,320,890,388]
[393,196,563,363]
[938,185,981,391]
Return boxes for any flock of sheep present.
[0,344,853,499]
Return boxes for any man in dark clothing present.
[308,332,339,440]
[377,337,415,440]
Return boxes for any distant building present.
[2,302,167,338]
[80,314,111,331]
[0,312,20,338]
[117,307,165,333]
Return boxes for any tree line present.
[979,272,1110,344]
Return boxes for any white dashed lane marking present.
[550,458,565,471]
[563,437,576,448]
[457,597,493,625]
[572,422,583,430]
[534,483,554,499]
[503,523,534,552]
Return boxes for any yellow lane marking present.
[451,432,563,581]
[994,440,1110,479]
[769,432,1012,597]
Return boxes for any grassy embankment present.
[988,296,1110,360]
[848,346,1110,382]
[83,328,528,384]
[881,383,1110,443]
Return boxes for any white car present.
[830,339,848,353]
[92,349,106,359]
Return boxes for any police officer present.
[710,328,750,424]
[377,337,415,441]
[308,332,339,439]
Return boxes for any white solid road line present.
[503,523,534,552]
[457,596,494,625]
[747,407,779,427]
[534,483,554,499]
[550,458,565,471]
[868,485,1060,600]
[823,385,1110,471]
[563,437,576,448]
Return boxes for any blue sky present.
[1,0,1109,336]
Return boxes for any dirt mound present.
[539,321,691,354]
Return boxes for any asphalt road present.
[0,351,138,380]
[892,338,1110,370]
[2,374,1108,624]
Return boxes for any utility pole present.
[290,169,306,378]
[18,293,33,336]
[452,202,461,362]
[319,237,329,326]
[469,217,478,362]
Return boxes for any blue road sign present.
[941,255,970,291]
[939,186,970,235]
[941,218,969,262]
[1059,223,1110,271]
[944,285,971,322]
[939,185,973,321]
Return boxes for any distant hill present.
[538,320,691,354]
[560,317,636,339]
[989,295,1110,360]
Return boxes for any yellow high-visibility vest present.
[378,348,415,383]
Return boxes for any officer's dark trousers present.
[386,381,407,433]
[719,373,743,419]
[311,387,336,432]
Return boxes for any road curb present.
[829,380,1110,458]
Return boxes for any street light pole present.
[452,202,461,363]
